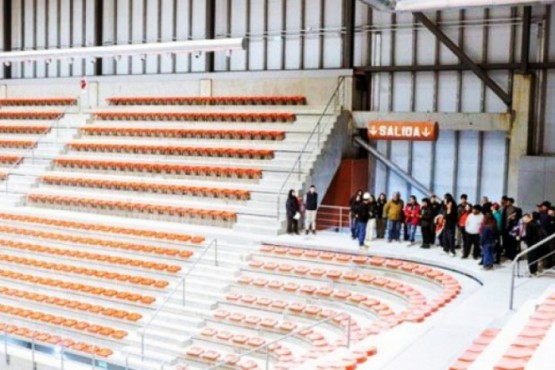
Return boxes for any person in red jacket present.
[404,195,421,246]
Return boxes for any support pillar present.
[508,73,535,198]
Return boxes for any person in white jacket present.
[464,205,484,259]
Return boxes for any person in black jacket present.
[286,189,300,235]
[304,185,318,235]
[442,193,458,256]
[349,190,363,239]
[420,198,434,249]
[355,193,372,247]
[522,213,547,275]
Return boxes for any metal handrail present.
[140,238,219,361]
[2,99,77,193]
[509,232,555,310]
[206,311,352,370]
[276,76,346,221]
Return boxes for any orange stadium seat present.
[0,98,77,106]
[93,111,296,123]
[107,96,307,106]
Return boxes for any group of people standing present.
[350,191,555,273]
[285,186,319,235]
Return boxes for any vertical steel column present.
[280,0,287,70]
[262,0,268,70]
[535,5,551,154]
[318,0,325,69]
[430,10,440,194]
[452,9,465,197]
[225,0,232,71]
[246,0,251,70]
[476,8,489,204]
[187,0,193,72]
[2,0,12,79]
[56,0,61,76]
[342,0,356,69]
[142,0,148,74]
[407,13,417,197]
[82,0,87,74]
[300,0,306,69]
[157,0,162,73]
[171,0,177,72]
[33,0,38,77]
[113,0,118,74]
[45,0,50,77]
[205,0,216,72]
[521,6,532,73]
[128,0,133,74]
[384,12,396,194]
[20,0,25,77]
[94,0,103,75]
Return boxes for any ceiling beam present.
[354,61,555,73]
[413,11,512,106]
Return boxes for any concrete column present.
[508,73,535,198]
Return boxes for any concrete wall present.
[517,156,555,213]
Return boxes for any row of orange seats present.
[0,237,182,273]
[246,260,427,310]
[0,267,156,304]
[0,224,195,260]
[0,285,143,322]
[81,127,286,141]
[93,111,296,123]
[184,345,258,368]
[0,112,62,120]
[107,96,307,106]
[41,175,251,200]
[27,193,238,223]
[0,125,50,134]
[53,158,263,179]
[68,142,275,159]
[0,211,205,244]
[0,302,127,339]
[449,329,500,370]
[0,253,170,288]
[0,155,22,165]
[0,322,113,358]
[0,140,37,149]
[0,98,76,106]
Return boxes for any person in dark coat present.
[419,198,435,249]
[522,213,548,275]
[349,190,363,239]
[304,185,318,235]
[286,189,300,235]
[481,213,498,270]
[355,193,372,247]
[430,194,442,245]
[442,193,458,256]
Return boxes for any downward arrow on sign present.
[369,126,378,135]
[422,128,430,137]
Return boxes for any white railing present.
[509,232,555,310]
[317,205,351,233]
[140,238,219,361]
[276,76,347,221]
[205,311,352,370]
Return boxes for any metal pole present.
[265,345,270,370]
[338,208,343,233]
[182,277,186,306]
[509,262,516,310]
[140,331,145,361]
[92,352,96,369]
[125,353,129,370]
[61,346,64,370]
[4,328,7,365]
[31,338,36,370]
[346,316,352,348]
[214,240,218,266]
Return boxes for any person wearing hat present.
[384,192,404,243]
[354,192,372,247]
[464,204,484,259]
[522,213,548,276]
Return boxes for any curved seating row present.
[67,142,275,159]
[0,285,143,322]
[27,194,238,224]
[0,253,170,289]
[93,112,296,123]
[0,112,62,120]
[0,223,195,260]
[0,98,76,106]
[0,155,22,166]
[0,322,113,358]
[53,158,263,180]
[0,125,50,134]
[41,176,251,200]
[107,96,307,106]
[0,302,128,340]
[0,237,182,273]
[449,329,500,370]
[183,344,259,369]
[0,140,37,149]
[80,127,286,141]
[0,211,205,244]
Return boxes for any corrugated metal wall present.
[0,0,554,200]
